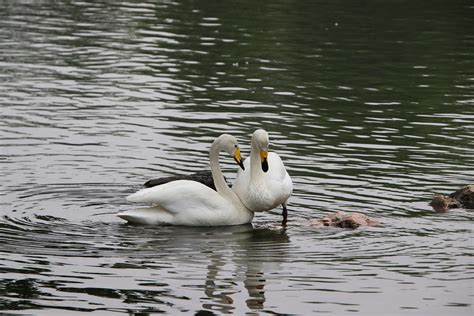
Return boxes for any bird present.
[117,134,254,226]
[232,129,293,225]
[140,129,293,225]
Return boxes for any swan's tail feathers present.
[126,188,153,203]
[117,207,173,225]
[126,193,139,202]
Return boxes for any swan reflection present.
[197,224,289,313]
[115,223,289,314]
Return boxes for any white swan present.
[118,134,254,226]
[232,129,293,224]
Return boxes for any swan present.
[232,129,293,224]
[117,134,254,226]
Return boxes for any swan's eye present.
[234,144,238,148]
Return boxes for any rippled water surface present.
[1,0,473,315]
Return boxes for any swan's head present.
[252,129,269,172]
[215,134,245,171]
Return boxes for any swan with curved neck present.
[232,129,293,224]
[118,134,254,226]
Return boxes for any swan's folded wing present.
[265,152,293,204]
[127,180,227,214]
[267,152,288,181]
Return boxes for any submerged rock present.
[430,185,474,212]
[430,195,461,212]
[309,211,379,229]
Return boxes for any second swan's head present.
[214,134,245,171]
[252,129,269,173]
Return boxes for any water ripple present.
[1,0,473,314]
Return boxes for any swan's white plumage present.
[232,129,293,213]
[118,135,254,226]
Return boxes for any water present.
[1,0,473,314]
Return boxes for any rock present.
[309,211,379,229]
[430,195,461,212]
[449,185,474,208]
[430,185,474,212]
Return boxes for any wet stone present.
[309,211,379,229]
[430,185,474,212]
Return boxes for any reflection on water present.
[0,219,290,314]
[1,0,473,314]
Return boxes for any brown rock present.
[309,211,379,229]
[430,185,474,212]
[430,195,461,212]
[449,185,474,209]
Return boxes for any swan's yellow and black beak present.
[260,150,269,172]
[233,148,245,171]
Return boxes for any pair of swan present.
[118,130,292,226]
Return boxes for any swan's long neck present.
[250,137,263,178]
[209,141,237,201]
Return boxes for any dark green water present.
[1,0,473,315]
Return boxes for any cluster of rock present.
[308,185,473,230]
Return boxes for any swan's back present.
[267,152,292,202]
[127,180,221,208]
[267,152,289,181]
